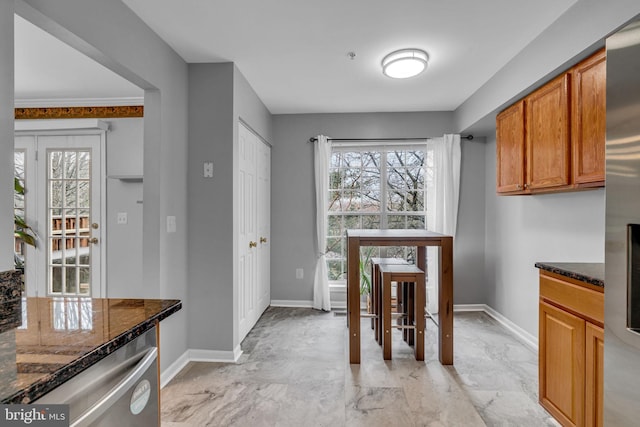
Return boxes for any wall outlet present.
[166,216,176,233]
[296,268,304,280]
[204,161,214,178]
[117,212,128,225]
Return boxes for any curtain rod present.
[308,135,473,143]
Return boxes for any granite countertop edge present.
[535,262,604,288]
[2,299,182,404]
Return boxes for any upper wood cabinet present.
[496,49,606,195]
[526,74,571,192]
[496,100,525,192]
[571,49,606,187]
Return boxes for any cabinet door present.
[496,100,526,193]
[572,49,606,187]
[526,74,570,191]
[585,322,604,427]
[539,300,585,427]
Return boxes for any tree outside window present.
[326,146,431,282]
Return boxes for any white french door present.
[238,123,258,340]
[256,140,271,314]
[237,122,271,342]
[15,130,104,297]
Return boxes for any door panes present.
[48,149,92,296]
[327,147,427,281]
[14,151,26,267]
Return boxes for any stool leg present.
[407,282,415,346]
[415,272,426,361]
[375,264,381,344]
[382,272,392,360]
[370,263,375,331]
[401,282,408,342]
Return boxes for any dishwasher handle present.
[71,347,158,427]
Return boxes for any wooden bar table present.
[346,229,454,365]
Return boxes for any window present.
[326,144,433,282]
[14,150,26,268]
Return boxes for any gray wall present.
[187,63,235,352]
[454,1,640,338]
[483,137,605,336]
[270,112,487,305]
[0,2,14,272]
[187,63,273,353]
[15,0,190,371]
[105,118,144,298]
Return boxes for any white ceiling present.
[16,0,578,113]
[14,15,143,106]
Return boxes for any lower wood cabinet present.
[538,271,604,427]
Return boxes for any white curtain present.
[313,135,332,311]
[426,134,461,314]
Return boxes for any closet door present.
[238,123,258,341]
[237,123,272,342]
[257,139,271,313]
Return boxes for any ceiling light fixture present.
[381,48,429,79]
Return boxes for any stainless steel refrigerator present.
[605,14,640,425]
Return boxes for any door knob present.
[90,237,99,244]
[249,241,257,248]
[91,223,99,229]
[260,237,268,244]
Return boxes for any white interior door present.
[238,123,258,340]
[237,122,271,342]
[15,130,104,297]
[257,139,271,313]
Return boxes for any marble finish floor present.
[162,308,560,426]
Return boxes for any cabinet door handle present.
[516,184,523,190]
[260,237,268,244]
[249,241,257,248]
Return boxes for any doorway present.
[15,125,106,297]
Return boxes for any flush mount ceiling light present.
[381,48,429,79]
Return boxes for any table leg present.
[439,239,454,365]
[348,237,361,364]
[415,271,425,361]
[382,272,392,360]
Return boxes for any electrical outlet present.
[296,268,304,279]
[117,212,128,225]
[204,162,214,178]
[167,216,176,233]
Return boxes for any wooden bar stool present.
[370,257,409,344]
[379,264,426,361]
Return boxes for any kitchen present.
[1,0,640,426]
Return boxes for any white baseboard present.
[160,350,190,388]
[270,299,313,308]
[160,345,243,389]
[454,303,538,351]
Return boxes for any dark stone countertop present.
[535,262,604,288]
[0,297,181,404]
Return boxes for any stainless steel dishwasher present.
[35,326,159,427]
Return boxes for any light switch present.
[204,162,214,178]
[117,212,128,225]
[167,216,176,233]
[296,268,304,280]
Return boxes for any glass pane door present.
[48,148,93,296]
[15,132,103,297]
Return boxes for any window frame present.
[326,141,430,285]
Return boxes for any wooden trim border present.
[15,105,144,120]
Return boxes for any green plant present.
[14,177,36,268]
[359,247,375,295]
